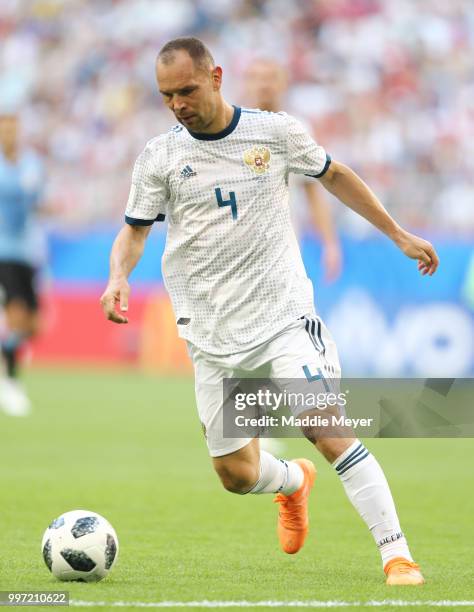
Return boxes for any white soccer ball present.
[41,510,119,582]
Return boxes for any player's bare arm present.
[318,160,439,276]
[100,224,151,324]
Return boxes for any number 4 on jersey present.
[215,187,237,220]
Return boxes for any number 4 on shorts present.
[303,365,330,391]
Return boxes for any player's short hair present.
[157,37,215,72]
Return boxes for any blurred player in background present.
[243,58,342,282]
[243,58,342,459]
[0,114,44,416]
[101,38,439,585]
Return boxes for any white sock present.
[333,440,413,567]
[249,450,304,495]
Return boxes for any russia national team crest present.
[243,146,271,175]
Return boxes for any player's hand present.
[100,278,130,324]
[395,230,439,276]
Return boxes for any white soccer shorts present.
[188,315,341,457]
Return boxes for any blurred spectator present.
[0,0,473,234]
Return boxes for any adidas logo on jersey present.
[179,165,197,179]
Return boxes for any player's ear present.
[211,66,223,90]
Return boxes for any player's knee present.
[301,424,318,444]
[6,300,35,332]
[315,438,356,464]
[214,462,259,494]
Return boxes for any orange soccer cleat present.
[384,557,425,585]
[273,458,316,554]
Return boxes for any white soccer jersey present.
[125,106,331,354]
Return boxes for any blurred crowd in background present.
[1,0,473,234]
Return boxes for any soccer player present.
[0,113,44,416]
[101,38,439,585]
[243,58,341,282]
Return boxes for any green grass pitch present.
[0,367,473,610]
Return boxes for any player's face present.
[156,51,221,133]
[245,60,287,111]
[0,115,18,152]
